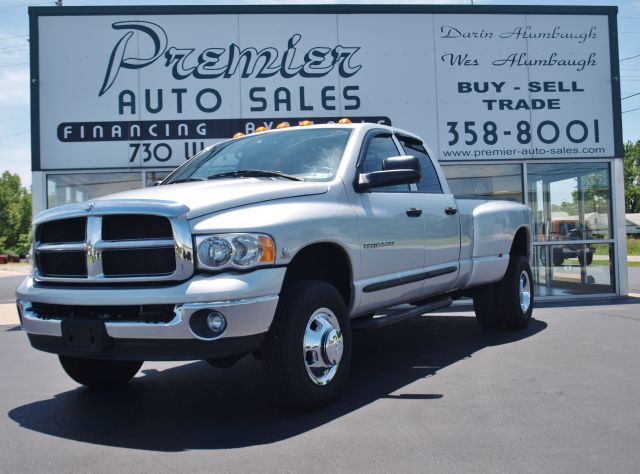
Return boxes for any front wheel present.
[59,356,142,388]
[263,281,351,410]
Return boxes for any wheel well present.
[510,226,530,258]
[282,243,352,308]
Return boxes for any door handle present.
[406,208,422,217]
[444,207,458,215]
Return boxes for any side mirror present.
[356,155,421,192]
[382,155,420,172]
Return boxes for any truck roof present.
[241,122,424,142]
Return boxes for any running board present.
[351,296,453,331]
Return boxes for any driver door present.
[353,131,426,312]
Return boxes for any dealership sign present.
[31,6,621,169]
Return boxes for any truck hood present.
[36,179,330,222]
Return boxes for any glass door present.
[527,163,615,296]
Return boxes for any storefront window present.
[527,163,611,241]
[527,163,614,296]
[441,164,523,202]
[145,171,172,187]
[533,243,615,296]
[47,172,142,208]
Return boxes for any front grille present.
[30,302,176,323]
[37,251,87,277]
[34,212,193,283]
[37,217,86,244]
[102,215,172,240]
[103,248,176,276]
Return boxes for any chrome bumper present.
[16,267,285,342]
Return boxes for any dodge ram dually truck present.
[17,123,533,409]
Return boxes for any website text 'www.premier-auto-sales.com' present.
[442,145,607,159]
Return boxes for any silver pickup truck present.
[17,123,533,409]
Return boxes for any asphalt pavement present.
[1,298,640,473]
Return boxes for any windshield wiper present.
[207,169,304,181]
[166,177,203,184]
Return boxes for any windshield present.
[163,128,353,184]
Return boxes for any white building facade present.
[29,4,625,300]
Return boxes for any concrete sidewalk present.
[0,263,32,275]
[593,255,640,262]
[0,263,31,326]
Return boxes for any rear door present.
[396,134,461,296]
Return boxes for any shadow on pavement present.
[8,314,546,451]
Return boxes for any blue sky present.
[1,0,639,189]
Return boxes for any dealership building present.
[28,4,626,300]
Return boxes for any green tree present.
[624,140,640,213]
[0,171,32,255]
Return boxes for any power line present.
[0,61,28,68]
[0,45,28,53]
[623,107,640,114]
[0,2,51,8]
[0,130,28,139]
[622,92,640,100]
[620,54,640,62]
[0,34,28,41]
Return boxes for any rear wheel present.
[498,255,534,330]
[472,283,502,330]
[473,255,534,330]
[59,356,142,388]
[263,280,351,410]
[553,252,564,266]
[578,251,593,266]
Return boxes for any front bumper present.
[16,267,286,361]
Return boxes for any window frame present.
[394,133,443,194]
[354,129,413,194]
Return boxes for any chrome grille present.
[34,213,194,283]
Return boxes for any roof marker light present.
[255,126,269,133]
[276,122,290,129]
[232,132,246,139]
[338,118,352,124]
[298,120,314,126]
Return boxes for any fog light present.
[207,311,226,333]
[189,309,227,339]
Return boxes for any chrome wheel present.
[519,270,531,313]
[303,308,343,386]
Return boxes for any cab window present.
[360,134,409,193]
[397,136,443,194]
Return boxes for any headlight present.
[195,233,275,271]
[198,237,232,268]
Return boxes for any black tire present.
[59,356,142,388]
[553,253,564,266]
[578,251,593,266]
[497,255,534,330]
[472,283,502,330]
[263,281,351,410]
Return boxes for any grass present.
[627,238,640,256]
[592,238,640,256]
